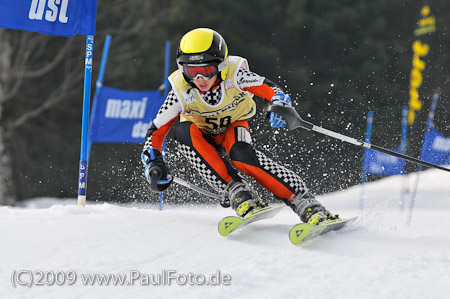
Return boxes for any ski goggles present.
[182,63,219,81]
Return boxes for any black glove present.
[141,148,173,192]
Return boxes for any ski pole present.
[173,177,220,200]
[264,105,450,173]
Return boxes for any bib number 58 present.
[205,116,232,130]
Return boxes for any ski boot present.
[223,178,265,218]
[283,191,338,226]
[304,206,338,226]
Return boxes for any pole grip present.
[263,105,313,130]
[150,167,162,192]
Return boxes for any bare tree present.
[0,0,174,205]
[0,29,75,204]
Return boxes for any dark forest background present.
[1,0,449,205]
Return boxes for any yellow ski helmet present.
[177,28,229,81]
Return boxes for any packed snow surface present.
[1,168,450,299]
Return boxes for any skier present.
[141,28,338,225]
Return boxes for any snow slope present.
[1,168,450,299]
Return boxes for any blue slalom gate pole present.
[87,35,112,163]
[159,141,166,211]
[408,92,440,223]
[359,111,374,210]
[159,41,171,211]
[163,41,171,98]
[400,106,408,155]
[399,106,408,209]
[78,35,95,207]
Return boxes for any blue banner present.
[420,128,450,166]
[89,86,165,144]
[0,0,97,36]
[362,148,405,176]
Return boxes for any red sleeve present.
[150,116,178,150]
[242,83,277,101]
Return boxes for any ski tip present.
[218,216,242,237]
[217,205,285,237]
[289,216,357,245]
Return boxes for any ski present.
[218,205,285,236]
[289,217,357,245]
